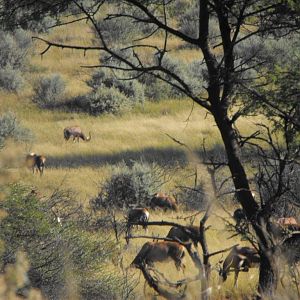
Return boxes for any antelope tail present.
[86,131,91,141]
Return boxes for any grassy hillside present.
[0,17,285,300]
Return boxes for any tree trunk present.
[258,252,278,298]
[211,105,278,295]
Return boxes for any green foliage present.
[92,161,164,209]
[0,29,31,91]
[75,86,131,115]
[0,185,127,299]
[0,112,33,149]
[177,182,208,211]
[0,68,24,92]
[87,69,145,103]
[33,74,66,108]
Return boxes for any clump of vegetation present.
[32,74,66,108]
[0,112,33,150]
[87,69,145,103]
[73,69,145,115]
[91,161,164,209]
[177,182,208,211]
[0,29,31,91]
[0,185,129,300]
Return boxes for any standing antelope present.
[219,245,260,287]
[25,153,46,176]
[131,241,186,272]
[63,126,91,142]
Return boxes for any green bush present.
[0,29,31,91]
[0,185,127,299]
[92,161,164,209]
[0,112,33,149]
[33,74,66,108]
[75,86,131,115]
[176,182,208,211]
[87,69,145,103]
[0,68,24,92]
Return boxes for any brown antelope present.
[131,241,185,271]
[150,192,178,211]
[219,245,260,287]
[126,208,150,244]
[167,225,200,248]
[63,126,91,142]
[25,153,46,176]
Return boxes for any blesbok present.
[150,192,178,211]
[25,153,46,176]
[166,225,200,248]
[126,208,150,244]
[219,245,260,287]
[63,126,91,142]
[131,241,185,271]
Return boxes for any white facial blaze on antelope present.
[25,153,46,176]
[131,241,185,271]
[63,126,91,142]
[126,208,150,244]
[150,192,178,211]
[219,246,260,287]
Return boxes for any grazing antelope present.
[131,241,185,271]
[126,208,150,244]
[150,192,178,211]
[25,153,46,176]
[219,246,260,287]
[63,126,91,142]
[167,225,200,248]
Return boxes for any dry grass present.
[1,14,293,300]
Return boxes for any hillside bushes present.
[0,29,31,92]
[0,112,33,150]
[91,161,164,209]
[33,74,66,108]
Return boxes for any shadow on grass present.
[47,147,187,169]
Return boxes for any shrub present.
[33,74,66,108]
[0,68,24,92]
[0,112,33,149]
[91,161,164,209]
[87,69,145,103]
[0,185,127,299]
[75,86,130,115]
[176,182,208,211]
[0,29,31,70]
[0,29,31,91]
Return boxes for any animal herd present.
[127,205,300,287]
[24,125,299,289]
[25,126,91,175]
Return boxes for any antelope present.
[63,126,91,142]
[150,192,178,211]
[167,225,200,248]
[126,208,150,244]
[25,153,46,176]
[219,245,260,287]
[131,241,185,271]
